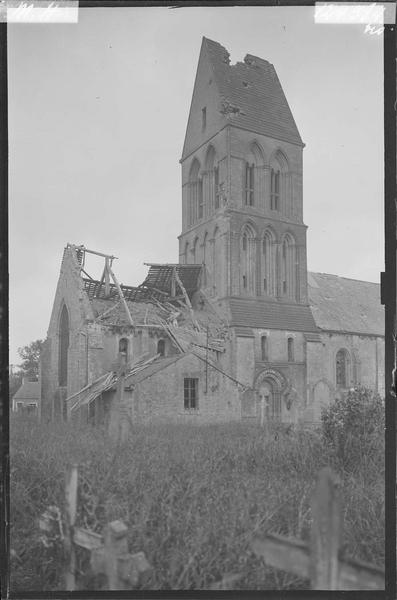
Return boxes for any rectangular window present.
[263,278,267,292]
[283,280,287,294]
[287,337,294,362]
[202,107,206,131]
[261,335,268,361]
[245,163,254,206]
[184,378,199,410]
[242,275,247,289]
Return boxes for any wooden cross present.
[251,467,384,590]
[41,464,152,591]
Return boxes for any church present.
[39,38,384,427]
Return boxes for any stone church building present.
[40,38,384,427]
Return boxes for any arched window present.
[157,339,165,357]
[244,142,265,208]
[205,145,220,212]
[287,337,294,362]
[214,166,220,209]
[184,241,190,265]
[281,233,297,300]
[58,304,69,386]
[192,237,199,264]
[188,158,201,225]
[336,349,350,387]
[270,168,280,210]
[244,162,255,206]
[240,224,256,295]
[261,229,276,296]
[269,150,289,214]
[119,338,129,362]
[261,335,268,361]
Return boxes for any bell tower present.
[179,38,312,324]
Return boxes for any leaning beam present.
[108,267,134,326]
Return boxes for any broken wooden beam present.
[108,266,134,327]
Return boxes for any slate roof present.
[204,37,303,146]
[308,272,383,336]
[13,381,40,401]
[228,298,318,332]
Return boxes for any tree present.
[321,386,384,470]
[9,367,23,405]
[17,339,44,381]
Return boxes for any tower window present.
[263,278,267,292]
[242,234,247,251]
[198,178,204,219]
[270,168,280,210]
[201,107,206,131]
[184,378,198,410]
[157,339,165,357]
[118,338,129,365]
[244,162,254,206]
[242,275,247,288]
[214,166,220,209]
[287,337,294,362]
[261,335,268,361]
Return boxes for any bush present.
[321,386,384,471]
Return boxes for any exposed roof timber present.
[73,244,118,261]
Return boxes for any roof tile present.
[308,272,383,336]
[204,38,303,146]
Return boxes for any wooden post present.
[310,467,341,590]
[108,266,134,326]
[104,257,110,296]
[251,467,384,590]
[174,269,200,330]
[64,464,78,591]
[171,266,176,297]
[103,520,129,590]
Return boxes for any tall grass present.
[9,415,384,591]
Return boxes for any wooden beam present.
[310,467,341,589]
[81,268,94,280]
[173,269,200,330]
[252,533,310,580]
[171,266,176,297]
[64,464,78,591]
[74,527,103,551]
[80,246,118,260]
[104,257,110,296]
[108,267,134,327]
[251,467,385,591]
[252,534,384,590]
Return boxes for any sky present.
[8,5,384,365]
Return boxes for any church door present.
[258,380,281,423]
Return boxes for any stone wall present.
[306,332,385,422]
[131,353,241,424]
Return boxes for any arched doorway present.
[257,380,281,423]
[255,369,286,424]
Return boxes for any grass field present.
[9,415,384,591]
